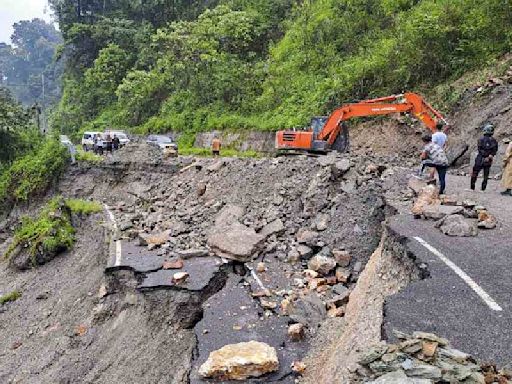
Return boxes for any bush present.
[76,147,103,164]
[0,291,21,305]
[4,197,102,268]
[0,139,68,207]
[65,198,102,214]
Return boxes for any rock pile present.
[409,177,498,236]
[357,330,512,383]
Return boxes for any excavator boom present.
[275,92,447,153]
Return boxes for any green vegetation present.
[48,0,512,135]
[179,147,262,158]
[0,18,62,106]
[0,139,68,208]
[5,197,75,265]
[4,197,101,266]
[0,88,41,167]
[65,198,102,214]
[0,291,21,305]
[76,147,103,164]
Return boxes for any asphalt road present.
[384,175,512,366]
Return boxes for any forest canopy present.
[47,0,512,135]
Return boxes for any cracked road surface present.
[384,175,512,365]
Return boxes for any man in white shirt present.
[432,122,447,148]
[428,122,447,180]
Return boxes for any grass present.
[76,147,103,164]
[179,147,263,158]
[4,197,102,267]
[65,198,102,214]
[0,290,21,305]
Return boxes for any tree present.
[0,19,62,106]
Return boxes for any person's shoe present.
[501,190,512,196]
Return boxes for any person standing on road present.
[112,134,120,151]
[429,122,448,179]
[96,135,104,155]
[212,136,221,156]
[501,140,512,196]
[471,123,498,191]
[419,133,449,195]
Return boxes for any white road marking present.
[246,265,267,291]
[103,204,122,267]
[413,236,503,312]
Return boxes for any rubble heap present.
[356,330,511,383]
[408,177,498,236]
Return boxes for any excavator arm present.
[275,92,447,153]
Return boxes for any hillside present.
[48,0,512,137]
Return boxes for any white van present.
[81,131,101,151]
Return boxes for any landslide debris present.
[356,330,512,383]
[408,177,499,236]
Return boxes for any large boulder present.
[198,341,279,380]
[411,184,441,216]
[208,205,264,261]
[208,224,264,261]
[435,215,477,237]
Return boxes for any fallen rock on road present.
[198,340,279,380]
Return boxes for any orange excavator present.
[275,92,448,153]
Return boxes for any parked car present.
[81,131,101,151]
[104,130,130,147]
[146,135,178,150]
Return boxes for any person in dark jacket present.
[471,123,498,191]
[112,135,120,150]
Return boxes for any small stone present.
[291,361,307,375]
[297,245,313,258]
[172,272,189,284]
[197,182,207,197]
[421,340,438,358]
[303,269,319,279]
[412,331,448,346]
[313,213,330,231]
[399,338,422,354]
[287,249,301,263]
[308,255,336,275]
[176,248,209,258]
[327,306,345,318]
[296,228,319,245]
[288,323,305,341]
[353,261,363,273]
[163,259,184,270]
[260,299,278,310]
[332,249,351,267]
[260,219,285,238]
[359,344,388,365]
[74,324,88,337]
[98,284,108,298]
[335,267,351,283]
[198,341,279,380]
[256,262,266,273]
[477,210,497,229]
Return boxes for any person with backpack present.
[419,133,449,195]
[471,123,498,191]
